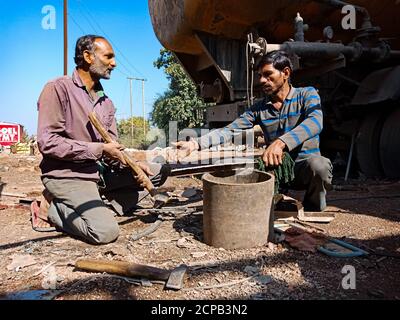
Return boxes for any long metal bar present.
[169,161,258,177]
[345,132,356,181]
[63,0,68,75]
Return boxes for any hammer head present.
[165,264,187,290]
[153,192,170,209]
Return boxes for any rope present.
[255,152,295,194]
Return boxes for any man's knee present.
[307,156,332,182]
[84,209,120,244]
[87,221,120,244]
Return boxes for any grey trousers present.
[43,163,169,245]
[289,156,333,212]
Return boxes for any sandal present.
[30,199,56,232]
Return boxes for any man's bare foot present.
[30,190,56,232]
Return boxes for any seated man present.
[34,35,167,244]
[175,51,333,212]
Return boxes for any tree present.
[117,117,150,149]
[150,49,208,132]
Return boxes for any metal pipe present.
[389,51,400,59]
[267,42,396,63]
[317,0,370,20]
[294,13,305,42]
[345,132,356,181]
[267,42,357,59]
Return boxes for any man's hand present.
[169,139,199,163]
[262,139,286,167]
[134,162,155,188]
[103,142,126,165]
[137,162,154,176]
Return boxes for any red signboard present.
[0,123,21,147]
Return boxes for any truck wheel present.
[380,108,400,179]
[356,112,386,178]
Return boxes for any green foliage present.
[20,127,30,143]
[256,152,295,194]
[117,117,151,149]
[150,49,208,132]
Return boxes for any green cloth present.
[256,152,295,194]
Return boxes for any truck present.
[148,0,400,179]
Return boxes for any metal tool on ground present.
[130,214,164,241]
[274,220,368,257]
[75,259,187,290]
[274,195,335,223]
[318,238,368,258]
[169,161,257,177]
[88,112,170,208]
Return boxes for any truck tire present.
[379,108,400,179]
[356,112,386,178]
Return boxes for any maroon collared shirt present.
[37,69,118,180]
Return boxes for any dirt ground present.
[0,153,399,300]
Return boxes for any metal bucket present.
[202,169,275,249]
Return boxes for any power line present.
[73,1,136,77]
[114,66,131,78]
[73,0,100,34]
[68,13,85,34]
[68,12,131,78]
[75,0,146,78]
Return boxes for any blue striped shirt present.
[196,86,323,160]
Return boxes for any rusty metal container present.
[202,169,274,249]
[149,0,400,54]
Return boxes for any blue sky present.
[0,0,168,135]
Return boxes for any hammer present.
[75,259,187,290]
[88,112,170,208]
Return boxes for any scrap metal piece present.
[130,215,163,241]
[166,264,187,290]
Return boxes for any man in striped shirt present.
[176,51,332,211]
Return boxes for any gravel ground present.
[0,154,399,300]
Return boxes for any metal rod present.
[142,79,146,137]
[169,161,257,177]
[63,0,68,75]
[130,77,147,135]
[345,132,356,181]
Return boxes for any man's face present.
[258,63,289,96]
[88,39,116,80]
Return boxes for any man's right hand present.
[103,142,127,165]
[169,140,199,162]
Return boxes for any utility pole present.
[63,0,68,75]
[128,77,147,137]
[141,79,146,136]
[127,77,134,146]
[127,77,147,146]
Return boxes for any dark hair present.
[257,50,293,72]
[74,35,105,67]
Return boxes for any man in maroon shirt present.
[35,35,167,244]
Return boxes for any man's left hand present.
[138,162,154,176]
[133,162,155,188]
[262,139,286,167]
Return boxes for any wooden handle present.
[75,259,170,281]
[88,112,155,192]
